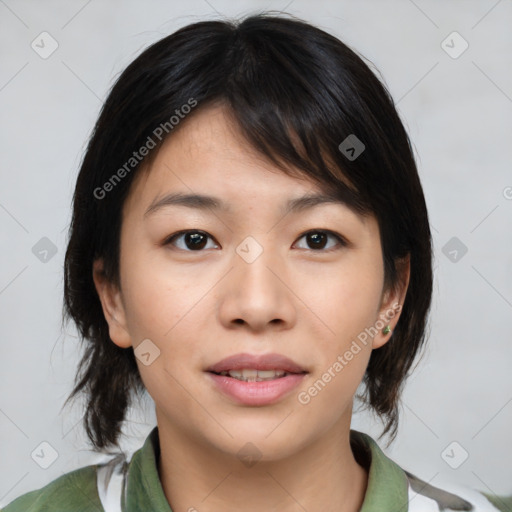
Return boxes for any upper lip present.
[206,353,307,374]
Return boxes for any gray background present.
[1,0,511,507]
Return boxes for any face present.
[93,104,407,461]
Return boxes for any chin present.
[203,421,310,463]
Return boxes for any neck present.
[156,415,368,512]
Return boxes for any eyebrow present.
[143,191,346,218]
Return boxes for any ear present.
[372,255,410,349]
[92,258,132,348]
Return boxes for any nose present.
[218,245,297,333]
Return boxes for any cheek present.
[301,258,383,406]
[119,245,198,339]
[306,260,384,339]
[118,247,210,396]
[294,342,371,439]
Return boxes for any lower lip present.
[207,372,307,406]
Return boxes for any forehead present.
[125,106,332,210]
[122,104,369,226]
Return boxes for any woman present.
[3,12,509,512]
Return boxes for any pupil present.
[186,232,207,250]
[308,232,326,249]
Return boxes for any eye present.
[163,230,218,251]
[293,230,347,251]
[163,229,347,252]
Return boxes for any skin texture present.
[93,105,410,512]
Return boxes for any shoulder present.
[350,430,511,512]
[1,464,104,512]
[405,470,512,512]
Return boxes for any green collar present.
[350,430,410,512]
[123,426,409,512]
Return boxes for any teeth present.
[256,370,283,379]
[219,368,287,381]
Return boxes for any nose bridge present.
[219,233,295,330]
[234,233,283,300]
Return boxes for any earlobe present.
[373,255,411,350]
[92,259,132,348]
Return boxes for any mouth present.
[205,353,308,405]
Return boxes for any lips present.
[206,352,308,375]
[206,352,308,406]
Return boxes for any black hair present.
[62,11,433,450]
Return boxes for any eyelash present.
[162,229,348,253]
